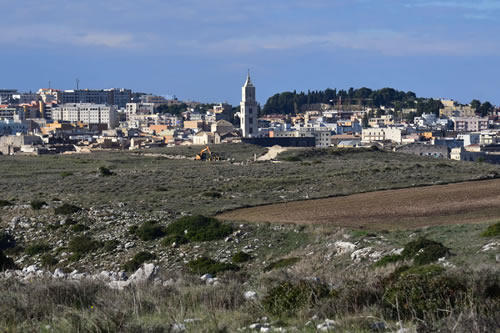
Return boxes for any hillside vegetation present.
[0,145,499,332]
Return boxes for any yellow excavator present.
[195,146,221,161]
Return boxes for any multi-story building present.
[0,89,18,104]
[60,88,131,107]
[440,100,476,118]
[452,117,488,132]
[52,103,117,129]
[125,103,154,117]
[37,88,61,103]
[0,106,23,120]
[362,127,406,144]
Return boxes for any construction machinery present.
[195,146,221,161]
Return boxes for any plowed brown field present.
[217,179,500,230]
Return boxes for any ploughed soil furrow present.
[217,179,500,230]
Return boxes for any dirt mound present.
[217,179,500,231]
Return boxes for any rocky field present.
[0,145,499,332]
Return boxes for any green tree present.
[478,102,493,117]
[470,99,481,111]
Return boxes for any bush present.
[383,271,466,320]
[134,221,167,241]
[264,257,300,272]
[481,222,500,237]
[98,166,113,176]
[232,251,252,263]
[41,254,58,268]
[0,200,13,208]
[262,280,330,316]
[70,224,89,233]
[122,251,156,272]
[25,243,51,256]
[54,203,81,215]
[166,215,232,243]
[188,257,238,276]
[30,200,47,210]
[0,251,17,271]
[68,235,101,257]
[283,155,302,162]
[373,254,402,268]
[402,237,449,265]
[103,240,119,252]
[202,191,222,198]
[60,171,73,178]
[0,231,16,251]
[160,234,188,247]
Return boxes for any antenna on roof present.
[76,78,80,90]
[48,81,51,89]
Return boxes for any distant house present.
[211,120,234,134]
[394,143,449,158]
[193,131,220,145]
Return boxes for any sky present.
[1,0,500,106]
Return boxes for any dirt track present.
[217,179,500,230]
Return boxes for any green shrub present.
[103,240,119,252]
[481,222,500,237]
[202,191,222,198]
[264,257,300,272]
[383,272,466,320]
[54,203,81,215]
[0,200,13,207]
[161,234,188,247]
[60,171,73,178]
[232,251,252,263]
[122,251,156,272]
[283,155,302,162]
[98,166,113,176]
[402,237,449,265]
[41,254,58,268]
[25,243,51,256]
[68,235,101,257]
[401,264,445,277]
[262,280,330,316]
[373,254,402,268]
[155,186,168,192]
[0,251,17,271]
[70,224,89,233]
[0,231,16,251]
[188,257,238,276]
[134,221,167,241]
[166,215,232,243]
[30,200,47,210]
[128,225,138,235]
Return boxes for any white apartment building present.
[52,103,117,128]
[452,117,488,132]
[362,127,405,144]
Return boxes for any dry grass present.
[218,179,500,231]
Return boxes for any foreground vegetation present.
[1,145,499,331]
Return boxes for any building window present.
[249,128,253,134]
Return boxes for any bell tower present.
[240,71,258,137]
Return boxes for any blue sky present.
[2,0,500,105]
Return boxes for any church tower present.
[240,71,258,137]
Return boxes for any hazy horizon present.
[3,0,500,106]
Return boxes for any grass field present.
[1,145,500,332]
[0,144,499,217]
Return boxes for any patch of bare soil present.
[217,179,500,230]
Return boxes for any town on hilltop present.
[1,75,500,163]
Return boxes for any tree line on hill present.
[262,87,496,119]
